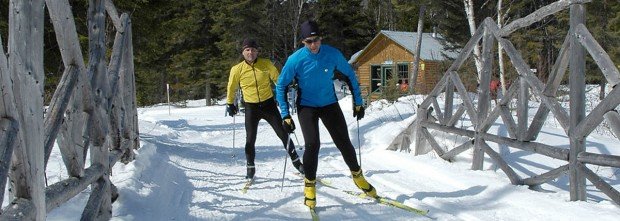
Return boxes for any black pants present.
[298,103,360,180]
[244,97,299,166]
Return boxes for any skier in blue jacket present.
[275,20,377,209]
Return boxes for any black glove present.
[353,105,365,120]
[226,104,238,117]
[282,115,296,133]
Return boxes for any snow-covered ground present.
[38,87,620,220]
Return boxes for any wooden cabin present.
[349,30,457,101]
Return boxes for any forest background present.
[0,0,618,106]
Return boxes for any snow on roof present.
[348,50,363,64]
[350,30,458,63]
[382,30,458,60]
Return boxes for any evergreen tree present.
[208,0,271,100]
[114,0,174,105]
[504,0,566,83]
[314,0,374,58]
[391,0,435,32]
[610,1,620,63]
[125,0,218,105]
[166,1,212,104]
[428,0,496,51]
[584,0,620,85]
[383,75,401,102]
[0,0,6,40]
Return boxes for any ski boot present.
[304,178,316,209]
[246,164,255,179]
[352,169,377,198]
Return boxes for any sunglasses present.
[303,36,322,44]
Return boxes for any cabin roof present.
[350,30,458,63]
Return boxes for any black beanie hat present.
[242,38,258,50]
[300,20,320,39]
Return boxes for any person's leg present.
[318,103,360,171]
[319,103,376,197]
[297,105,320,208]
[262,99,303,173]
[244,105,260,178]
[297,106,320,180]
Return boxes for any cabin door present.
[381,66,394,88]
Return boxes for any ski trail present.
[118,109,429,220]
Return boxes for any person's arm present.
[276,59,296,117]
[226,65,240,104]
[267,59,280,85]
[334,50,363,106]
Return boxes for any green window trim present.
[370,62,410,94]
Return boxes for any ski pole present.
[232,114,236,158]
[357,120,361,168]
[281,133,291,191]
[293,132,302,150]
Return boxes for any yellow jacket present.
[226,58,279,104]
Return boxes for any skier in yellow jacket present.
[226,38,304,180]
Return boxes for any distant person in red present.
[490,79,500,101]
[400,80,409,93]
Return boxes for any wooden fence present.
[0,0,139,220]
[389,0,620,205]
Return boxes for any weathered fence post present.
[444,77,454,125]
[81,1,112,220]
[107,13,130,160]
[472,21,495,170]
[517,75,529,141]
[569,2,587,202]
[46,0,90,178]
[7,0,46,219]
[0,26,21,211]
[414,107,429,154]
[120,16,140,161]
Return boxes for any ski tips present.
[240,178,254,194]
[309,208,319,221]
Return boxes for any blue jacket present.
[276,44,363,117]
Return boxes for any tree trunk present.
[463,0,483,78]
[292,0,304,49]
[498,0,507,95]
[410,5,426,95]
[205,72,212,106]
[537,38,552,83]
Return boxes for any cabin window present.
[371,65,381,93]
[381,66,394,88]
[397,63,409,85]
